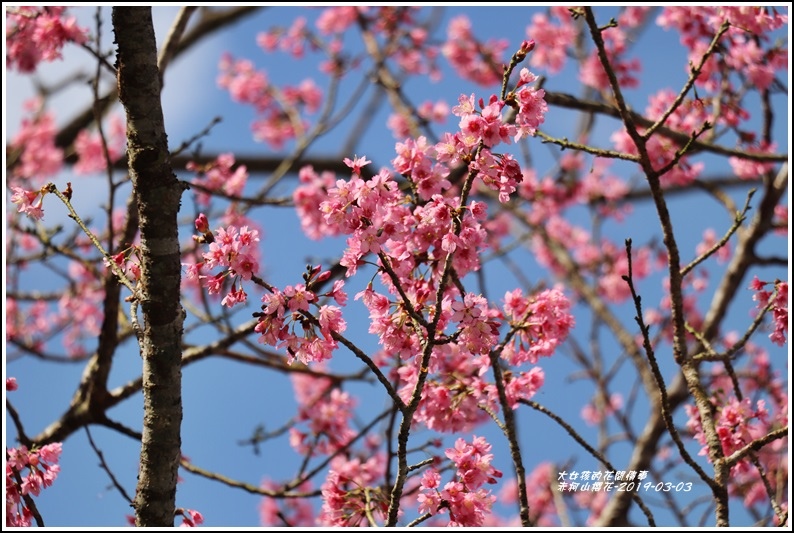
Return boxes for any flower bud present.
[195,213,210,234]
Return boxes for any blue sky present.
[4,5,790,528]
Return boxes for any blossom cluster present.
[501,287,575,365]
[6,379,64,528]
[217,53,322,149]
[657,6,787,93]
[6,6,88,72]
[683,337,788,517]
[7,260,105,358]
[293,165,345,240]
[288,373,356,456]
[259,480,315,526]
[442,15,507,86]
[388,100,449,139]
[272,45,565,523]
[9,100,63,182]
[611,90,706,186]
[319,453,390,526]
[418,436,503,526]
[6,5,787,528]
[6,443,63,527]
[186,216,262,308]
[187,153,250,206]
[10,186,46,221]
[511,67,548,141]
[73,115,127,175]
[579,9,645,91]
[254,270,348,366]
[103,245,142,283]
[750,276,788,346]
[686,396,770,470]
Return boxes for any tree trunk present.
[112,7,185,527]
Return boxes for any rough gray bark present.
[112,7,185,527]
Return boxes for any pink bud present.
[195,213,210,234]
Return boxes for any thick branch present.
[49,7,262,152]
[113,7,185,527]
[542,91,787,163]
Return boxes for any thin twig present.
[642,21,730,139]
[522,399,656,526]
[45,184,136,293]
[5,401,32,448]
[536,130,640,162]
[9,463,45,526]
[723,427,788,469]
[621,238,718,492]
[158,6,197,85]
[680,189,756,276]
[179,458,320,497]
[406,512,434,527]
[85,426,134,503]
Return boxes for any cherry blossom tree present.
[5,5,789,528]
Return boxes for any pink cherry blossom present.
[503,462,559,526]
[178,509,204,527]
[221,285,248,308]
[343,155,372,175]
[282,78,323,113]
[257,16,311,57]
[217,54,271,110]
[217,53,322,149]
[611,90,710,186]
[513,69,548,140]
[284,283,315,312]
[194,221,263,305]
[10,186,45,220]
[417,469,443,515]
[293,165,345,240]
